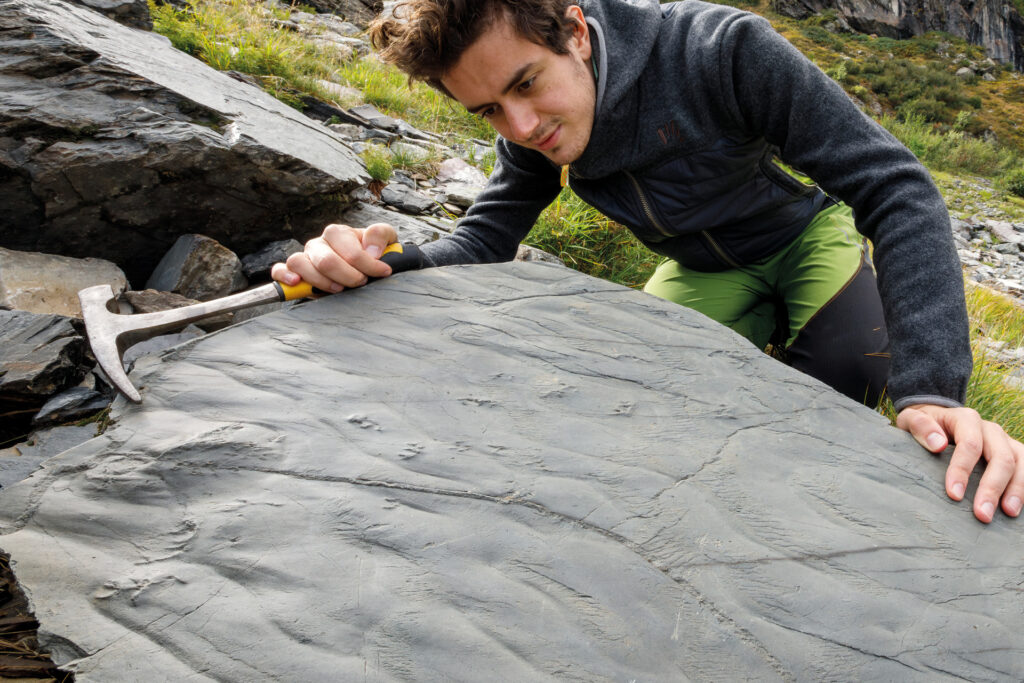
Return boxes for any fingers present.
[269,223,398,292]
[1000,439,1024,518]
[965,420,1015,523]
[940,408,985,505]
[900,404,1024,524]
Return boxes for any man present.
[272,0,1024,523]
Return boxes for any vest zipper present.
[627,171,743,269]
[699,230,743,269]
[625,171,672,237]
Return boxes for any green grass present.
[880,115,1023,187]
[966,281,1024,348]
[963,349,1024,442]
[525,190,660,289]
[337,58,495,141]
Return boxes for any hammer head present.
[79,285,143,403]
[78,279,283,403]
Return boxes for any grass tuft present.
[525,190,660,289]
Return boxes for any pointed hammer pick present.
[78,243,422,403]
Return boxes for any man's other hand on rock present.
[898,404,1024,524]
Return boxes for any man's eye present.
[518,77,536,92]
[479,106,496,119]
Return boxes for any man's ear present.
[565,5,591,60]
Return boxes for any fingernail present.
[925,432,945,451]
[952,482,965,499]
[366,245,382,259]
[1008,496,1022,516]
[980,501,995,520]
[329,282,343,293]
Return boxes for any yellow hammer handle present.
[274,243,418,301]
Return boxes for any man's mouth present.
[534,126,561,151]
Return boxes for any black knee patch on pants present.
[786,257,890,406]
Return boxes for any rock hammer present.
[78,243,422,403]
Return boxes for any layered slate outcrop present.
[0,0,369,285]
[0,263,1020,681]
[773,0,1024,70]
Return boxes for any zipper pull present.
[560,165,569,187]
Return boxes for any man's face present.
[441,7,596,167]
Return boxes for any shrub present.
[898,97,949,123]
[998,168,1024,198]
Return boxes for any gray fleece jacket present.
[418,0,971,412]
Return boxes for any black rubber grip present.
[379,243,423,274]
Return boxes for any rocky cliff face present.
[773,0,1024,70]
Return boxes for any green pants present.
[644,203,890,404]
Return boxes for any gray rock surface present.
[0,0,369,285]
[0,248,127,318]
[0,263,1021,681]
[146,234,248,301]
[0,424,96,489]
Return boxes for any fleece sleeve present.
[709,12,971,410]
[419,138,563,267]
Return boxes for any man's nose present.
[503,102,540,143]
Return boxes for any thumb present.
[361,223,398,260]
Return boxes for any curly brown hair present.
[369,0,577,96]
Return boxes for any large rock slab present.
[0,263,1021,681]
[0,0,370,285]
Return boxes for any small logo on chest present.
[657,120,683,146]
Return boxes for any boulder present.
[241,239,304,280]
[350,103,400,131]
[436,157,489,186]
[0,310,89,444]
[0,248,127,318]
[987,219,1024,245]
[65,0,152,30]
[380,183,435,214]
[0,0,370,286]
[0,263,1021,680]
[301,0,382,28]
[771,0,1024,70]
[0,310,88,402]
[145,234,248,301]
